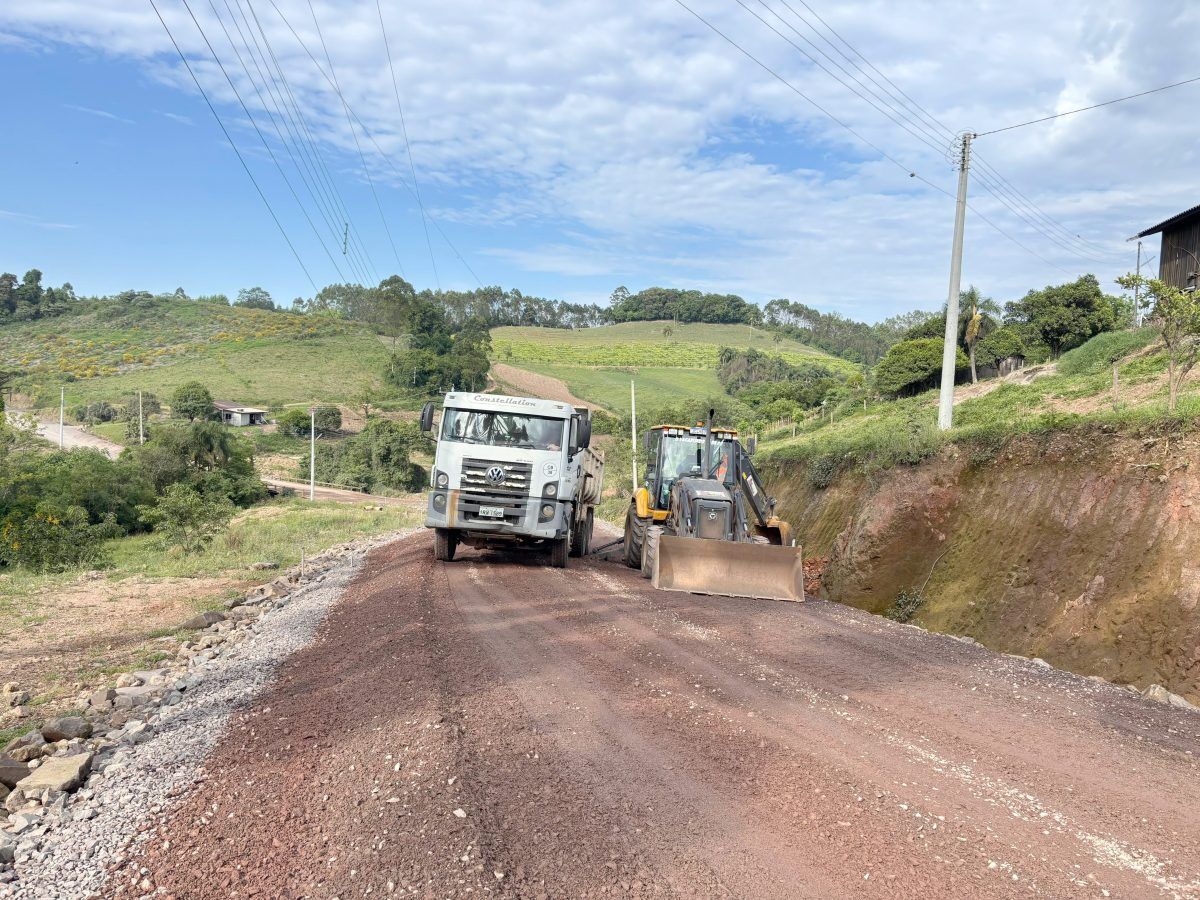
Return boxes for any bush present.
[875,338,968,396]
[883,589,925,623]
[71,401,117,424]
[276,406,342,436]
[171,381,214,421]
[118,392,161,420]
[138,483,235,554]
[0,505,119,572]
[974,327,1027,368]
[301,419,424,493]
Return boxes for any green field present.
[491,321,854,414]
[493,321,856,372]
[6,298,390,409]
[520,363,727,414]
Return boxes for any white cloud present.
[0,209,78,230]
[63,103,135,124]
[3,0,1199,317]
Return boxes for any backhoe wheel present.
[550,521,571,569]
[570,508,594,558]
[433,528,457,562]
[624,505,646,568]
[640,525,663,580]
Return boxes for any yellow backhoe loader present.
[622,414,803,602]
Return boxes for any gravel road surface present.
[115,532,1200,898]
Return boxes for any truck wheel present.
[570,508,594,557]
[433,528,457,562]
[624,505,646,568]
[640,524,662,579]
[550,522,570,569]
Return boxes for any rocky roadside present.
[0,530,412,899]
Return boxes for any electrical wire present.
[262,0,485,287]
[209,0,368,284]
[177,0,350,282]
[305,0,405,277]
[148,0,318,292]
[675,0,1076,275]
[977,75,1200,136]
[750,0,1122,263]
[376,0,440,289]
[234,0,380,283]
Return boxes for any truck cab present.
[421,392,603,567]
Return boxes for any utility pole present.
[309,406,316,501]
[937,132,973,432]
[138,389,145,445]
[59,386,65,449]
[630,380,638,490]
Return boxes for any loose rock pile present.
[0,531,409,899]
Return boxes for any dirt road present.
[119,533,1200,899]
[9,414,124,459]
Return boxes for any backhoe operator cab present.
[645,425,737,510]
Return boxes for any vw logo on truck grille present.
[485,465,506,485]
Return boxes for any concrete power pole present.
[59,386,65,449]
[309,407,316,501]
[138,389,145,445]
[937,132,973,432]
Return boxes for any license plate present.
[478,505,505,519]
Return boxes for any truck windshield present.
[441,409,565,451]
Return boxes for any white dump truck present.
[420,392,604,567]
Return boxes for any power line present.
[207,0,366,283]
[977,74,1200,137]
[751,0,1121,263]
[148,0,318,292]
[376,0,440,289]
[304,0,406,277]
[675,0,1076,276]
[178,0,351,282]
[234,0,380,283]
[262,0,485,288]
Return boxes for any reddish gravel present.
[114,533,1200,898]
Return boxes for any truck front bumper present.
[424,489,568,540]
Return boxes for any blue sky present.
[1,1,1197,321]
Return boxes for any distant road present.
[262,477,419,508]
[8,413,124,460]
[11,413,419,508]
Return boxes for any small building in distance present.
[1133,204,1200,291]
[214,400,267,427]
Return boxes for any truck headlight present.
[435,470,449,488]
[543,482,557,498]
[432,493,447,510]
[541,503,555,519]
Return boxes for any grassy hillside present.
[491,321,855,413]
[757,327,1198,482]
[5,298,390,409]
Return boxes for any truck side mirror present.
[419,401,434,433]
[577,416,592,450]
[745,436,757,455]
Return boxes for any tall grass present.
[1056,327,1159,376]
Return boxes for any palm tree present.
[958,287,1002,384]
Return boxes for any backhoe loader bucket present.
[653,535,804,602]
